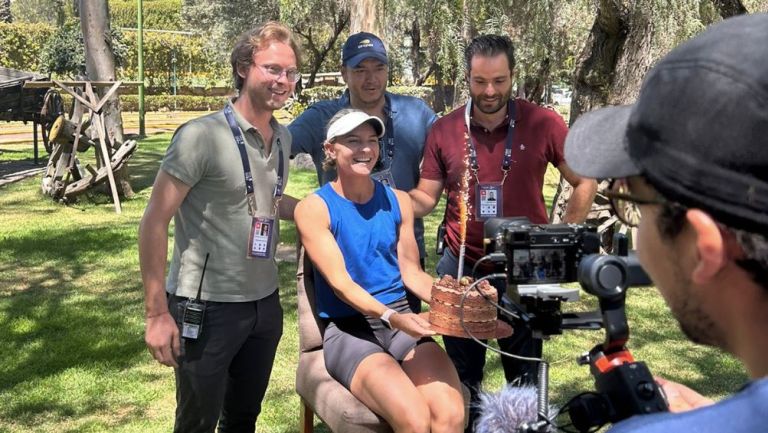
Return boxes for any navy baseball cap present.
[342,32,388,68]
[565,13,768,234]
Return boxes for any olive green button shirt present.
[161,101,291,302]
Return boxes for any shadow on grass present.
[0,219,151,428]
[129,146,167,194]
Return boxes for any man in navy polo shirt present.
[290,32,438,312]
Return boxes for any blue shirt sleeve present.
[288,105,325,157]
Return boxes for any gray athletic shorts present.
[323,298,434,390]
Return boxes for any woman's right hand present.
[390,312,436,338]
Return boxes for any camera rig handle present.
[565,251,667,432]
[567,344,668,432]
[577,253,651,352]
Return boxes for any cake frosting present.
[429,275,498,337]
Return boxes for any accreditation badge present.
[475,183,503,221]
[247,216,274,259]
[371,168,396,188]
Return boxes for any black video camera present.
[484,217,601,285]
[479,217,667,432]
[482,217,601,338]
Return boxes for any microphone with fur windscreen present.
[475,385,554,433]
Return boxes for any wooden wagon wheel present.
[41,95,87,200]
[39,89,66,154]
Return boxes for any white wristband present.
[380,308,397,329]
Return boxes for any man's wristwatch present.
[380,308,397,329]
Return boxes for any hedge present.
[298,85,434,108]
[123,86,435,114]
[120,95,231,111]
[0,21,229,90]
[0,22,55,72]
[120,29,230,89]
[110,0,184,30]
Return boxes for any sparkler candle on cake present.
[456,132,471,281]
[428,134,514,339]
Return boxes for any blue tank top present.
[313,181,406,318]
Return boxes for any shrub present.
[295,85,435,114]
[39,19,127,77]
[110,0,183,30]
[0,22,228,90]
[297,86,344,105]
[120,29,230,90]
[120,94,230,111]
[0,22,55,71]
[388,85,434,107]
[284,100,307,119]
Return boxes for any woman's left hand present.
[391,312,436,338]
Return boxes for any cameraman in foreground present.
[564,13,768,432]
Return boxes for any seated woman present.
[295,109,465,433]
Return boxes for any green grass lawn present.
[0,133,747,432]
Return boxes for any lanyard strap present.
[223,105,284,216]
[373,99,395,171]
[378,113,395,166]
[464,99,516,184]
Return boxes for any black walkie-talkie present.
[181,253,209,340]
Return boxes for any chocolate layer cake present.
[429,275,498,337]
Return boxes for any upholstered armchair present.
[295,247,392,433]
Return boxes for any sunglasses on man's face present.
[604,179,667,227]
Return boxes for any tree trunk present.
[552,0,654,252]
[524,57,551,103]
[711,0,748,18]
[80,0,133,198]
[409,18,421,86]
[349,0,380,34]
[0,0,11,23]
[55,0,66,25]
[452,0,473,107]
[299,8,349,88]
[570,0,654,124]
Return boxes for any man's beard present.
[669,277,725,349]
[471,89,512,115]
[676,300,723,347]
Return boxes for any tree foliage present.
[279,0,349,87]
[40,18,127,78]
[3,0,768,110]
[181,0,279,63]
[110,0,183,30]
[0,22,55,71]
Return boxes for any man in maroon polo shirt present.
[409,34,597,432]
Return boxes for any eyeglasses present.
[604,179,666,227]
[256,64,302,83]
